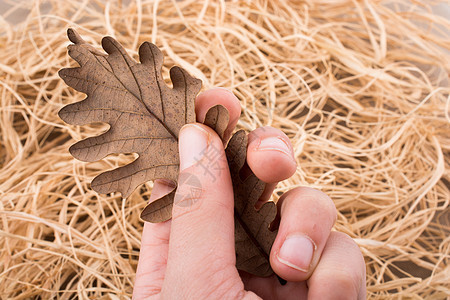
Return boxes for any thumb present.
[161,124,244,298]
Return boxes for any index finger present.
[307,232,366,299]
[195,87,241,142]
[270,187,337,282]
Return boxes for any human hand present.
[133,88,366,299]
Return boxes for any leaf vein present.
[96,163,178,186]
[72,136,172,150]
[148,45,166,123]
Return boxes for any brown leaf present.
[201,104,229,140]
[140,104,229,222]
[58,28,201,198]
[140,188,176,223]
[59,30,278,277]
[226,130,278,277]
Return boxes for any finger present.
[255,182,277,209]
[133,179,174,298]
[161,124,244,298]
[240,271,308,299]
[246,126,297,206]
[247,126,297,184]
[269,187,337,282]
[307,232,366,300]
[134,88,242,298]
[195,87,241,142]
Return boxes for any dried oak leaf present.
[226,130,278,277]
[141,104,230,222]
[59,30,278,277]
[59,29,201,200]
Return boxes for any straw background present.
[0,0,449,298]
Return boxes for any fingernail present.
[179,124,210,171]
[277,235,316,272]
[257,137,294,160]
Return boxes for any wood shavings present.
[0,0,449,298]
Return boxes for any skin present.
[133,88,366,299]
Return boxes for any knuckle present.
[329,231,366,289]
[332,231,354,244]
[133,282,161,299]
[328,272,360,299]
[310,260,361,299]
[332,232,363,260]
[284,187,337,221]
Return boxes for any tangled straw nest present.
[0,0,449,298]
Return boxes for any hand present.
[133,88,366,299]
